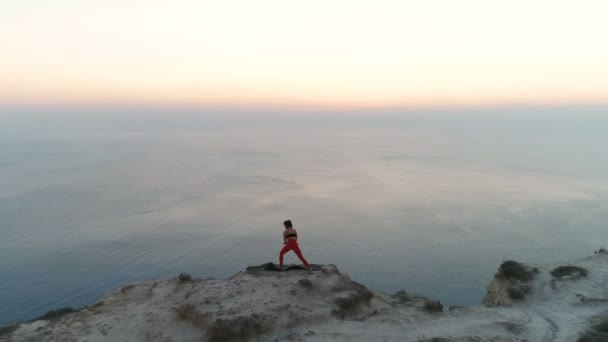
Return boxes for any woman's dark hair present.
[283,220,292,228]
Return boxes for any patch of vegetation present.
[331,278,362,292]
[90,301,104,308]
[331,283,374,319]
[36,307,76,320]
[577,335,599,342]
[298,278,313,289]
[176,303,209,328]
[594,319,608,333]
[206,314,271,342]
[178,272,192,283]
[448,305,465,311]
[499,321,525,335]
[499,260,534,282]
[423,300,443,313]
[577,316,608,342]
[393,289,410,303]
[506,284,531,300]
[507,287,525,300]
[551,265,588,279]
[0,325,18,337]
[121,284,136,293]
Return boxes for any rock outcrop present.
[2,251,608,341]
[483,260,537,306]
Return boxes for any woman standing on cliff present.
[279,220,312,272]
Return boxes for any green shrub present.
[178,272,192,283]
[0,325,18,337]
[423,300,443,313]
[577,317,608,341]
[37,307,76,320]
[551,265,588,279]
[176,303,208,328]
[507,287,525,300]
[206,314,271,342]
[499,261,533,282]
[121,284,136,293]
[331,285,374,319]
[593,318,608,333]
[577,333,599,342]
[393,289,410,303]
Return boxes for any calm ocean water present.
[1,110,607,325]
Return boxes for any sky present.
[1,0,608,110]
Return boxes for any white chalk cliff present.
[2,251,608,341]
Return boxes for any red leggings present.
[279,239,311,270]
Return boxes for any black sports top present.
[285,233,297,239]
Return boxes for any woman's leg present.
[279,244,292,271]
[292,243,312,271]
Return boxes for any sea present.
[1,107,607,325]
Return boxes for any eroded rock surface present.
[3,252,608,341]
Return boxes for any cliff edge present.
[2,251,608,341]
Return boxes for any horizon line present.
[2,99,608,115]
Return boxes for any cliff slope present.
[2,251,608,341]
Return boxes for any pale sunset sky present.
[1,0,607,110]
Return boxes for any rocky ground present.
[2,250,608,341]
